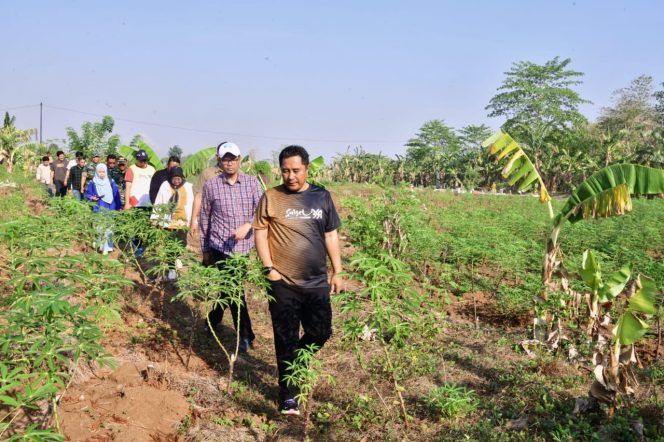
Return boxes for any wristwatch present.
[263,266,273,275]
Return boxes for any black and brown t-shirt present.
[253,184,341,288]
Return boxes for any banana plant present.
[545,164,664,284]
[482,130,553,218]
[577,250,660,411]
[118,139,164,170]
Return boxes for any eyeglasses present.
[221,157,239,163]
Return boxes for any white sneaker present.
[167,270,177,281]
[175,259,183,270]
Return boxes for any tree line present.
[329,57,664,193]
[3,56,664,191]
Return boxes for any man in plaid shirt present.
[199,142,263,353]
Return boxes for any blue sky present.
[2,0,663,161]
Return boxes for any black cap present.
[135,149,149,161]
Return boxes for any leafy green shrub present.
[425,384,479,419]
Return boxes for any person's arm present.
[324,229,344,294]
[84,182,97,201]
[123,167,134,210]
[64,169,70,188]
[190,192,202,236]
[80,174,87,193]
[255,228,281,281]
[199,183,213,264]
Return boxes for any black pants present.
[268,280,332,401]
[54,180,67,197]
[207,249,255,342]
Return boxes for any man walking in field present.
[124,149,156,210]
[36,156,54,197]
[50,151,69,197]
[253,145,343,416]
[81,152,102,193]
[199,142,263,353]
[65,156,86,200]
[124,149,156,257]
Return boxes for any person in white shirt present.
[123,149,156,257]
[124,149,156,210]
[35,156,54,197]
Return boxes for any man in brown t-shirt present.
[253,145,343,416]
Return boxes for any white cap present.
[217,142,241,158]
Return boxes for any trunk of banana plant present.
[586,292,600,337]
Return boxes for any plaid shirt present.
[199,172,263,254]
[67,165,85,190]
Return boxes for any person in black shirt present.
[253,145,343,416]
[149,156,180,204]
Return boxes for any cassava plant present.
[174,253,268,393]
[336,252,427,426]
[0,199,128,438]
[283,344,336,440]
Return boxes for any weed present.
[425,384,479,419]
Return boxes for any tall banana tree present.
[483,131,664,320]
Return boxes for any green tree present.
[485,57,589,171]
[66,116,121,157]
[454,124,496,189]
[655,81,664,125]
[457,124,492,151]
[597,75,660,163]
[405,119,460,187]
[167,144,183,159]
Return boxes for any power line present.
[0,104,41,113]
[45,104,406,145]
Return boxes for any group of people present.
[35,142,343,416]
[195,142,343,416]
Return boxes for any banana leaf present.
[614,311,649,346]
[118,140,164,170]
[181,147,216,177]
[554,164,664,226]
[628,275,657,315]
[580,249,602,292]
[309,156,325,178]
[482,130,551,204]
[598,264,632,303]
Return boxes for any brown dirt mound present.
[59,362,190,441]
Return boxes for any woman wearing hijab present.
[151,166,194,279]
[85,163,122,254]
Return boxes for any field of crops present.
[1,170,663,441]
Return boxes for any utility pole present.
[39,102,43,144]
